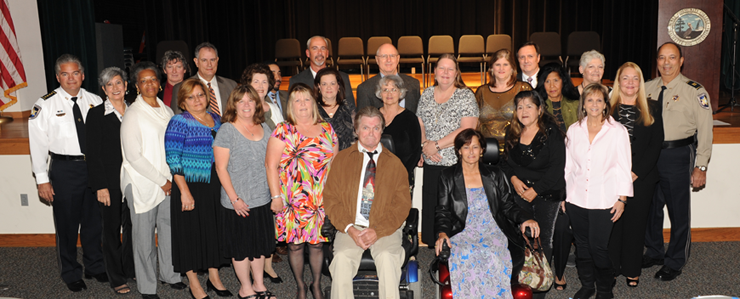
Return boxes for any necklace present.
[324,103,338,117]
[240,120,255,137]
[191,113,211,126]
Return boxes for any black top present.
[500,123,565,200]
[383,109,422,185]
[618,104,637,140]
[318,103,355,150]
[551,101,566,132]
[85,103,123,192]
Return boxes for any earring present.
[125,90,129,95]
[136,89,140,95]
[159,86,163,91]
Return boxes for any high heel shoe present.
[190,290,211,299]
[263,271,283,283]
[626,277,639,288]
[206,280,233,297]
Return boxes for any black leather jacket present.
[435,162,533,252]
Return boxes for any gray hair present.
[194,42,218,58]
[98,67,128,87]
[160,50,190,73]
[374,75,407,99]
[354,106,386,133]
[306,36,329,49]
[55,54,84,75]
[580,50,605,68]
[130,61,160,83]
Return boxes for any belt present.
[662,136,694,149]
[50,153,86,161]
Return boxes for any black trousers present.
[100,193,135,288]
[422,164,448,246]
[49,158,104,284]
[645,145,693,271]
[552,207,573,280]
[609,176,655,278]
[567,203,614,272]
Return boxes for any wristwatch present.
[696,166,707,172]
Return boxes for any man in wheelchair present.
[324,107,412,299]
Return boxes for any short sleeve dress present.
[271,121,337,244]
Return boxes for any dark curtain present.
[722,0,740,92]
[37,0,98,93]
[126,0,658,82]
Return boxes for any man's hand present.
[358,228,378,248]
[38,183,55,203]
[97,189,111,206]
[691,167,706,189]
[347,226,368,249]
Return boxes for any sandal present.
[626,277,639,288]
[256,290,276,299]
[114,284,131,295]
[554,276,566,291]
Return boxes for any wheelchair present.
[427,138,534,299]
[321,135,421,299]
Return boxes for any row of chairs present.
[274,32,600,87]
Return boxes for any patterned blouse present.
[417,86,479,166]
[164,111,222,183]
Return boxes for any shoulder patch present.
[29,104,42,119]
[697,93,710,109]
[41,91,56,100]
[687,80,703,90]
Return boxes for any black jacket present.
[611,100,664,185]
[435,162,533,250]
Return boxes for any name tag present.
[56,110,66,117]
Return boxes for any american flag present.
[0,0,27,111]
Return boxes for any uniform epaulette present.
[41,91,56,100]
[687,80,703,90]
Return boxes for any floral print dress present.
[272,122,337,244]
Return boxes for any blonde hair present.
[609,62,654,126]
[285,83,324,125]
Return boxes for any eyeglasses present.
[381,88,399,94]
[376,54,399,60]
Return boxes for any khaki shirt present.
[645,73,712,167]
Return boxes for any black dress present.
[383,109,422,186]
[319,103,355,150]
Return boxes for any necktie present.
[657,86,667,112]
[70,97,86,155]
[360,151,377,220]
[207,82,221,116]
[269,92,276,104]
[527,77,533,86]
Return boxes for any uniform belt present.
[50,153,86,161]
[662,136,694,149]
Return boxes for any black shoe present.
[641,255,664,268]
[161,281,187,290]
[206,280,233,297]
[190,290,211,299]
[573,287,595,299]
[84,272,109,283]
[142,294,160,299]
[66,279,87,292]
[263,272,283,284]
[654,266,682,281]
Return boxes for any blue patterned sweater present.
[165,111,222,183]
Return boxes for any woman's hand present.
[521,188,538,202]
[435,232,451,256]
[180,190,195,212]
[422,141,441,162]
[271,196,284,214]
[631,172,638,182]
[510,176,527,195]
[610,197,626,222]
[417,156,424,167]
[232,199,250,217]
[96,189,111,206]
[521,219,540,238]
[161,180,172,196]
[560,201,566,213]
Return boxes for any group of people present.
[28,32,712,299]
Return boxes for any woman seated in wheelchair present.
[435,129,539,298]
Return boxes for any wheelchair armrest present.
[404,208,419,234]
[322,216,337,242]
[403,208,419,258]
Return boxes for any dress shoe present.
[66,279,87,292]
[190,291,211,299]
[206,280,233,297]
[641,255,664,268]
[84,272,109,283]
[263,272,283,283]
[161,281,188,290]
[654,266,682,281]
[142,294,160,299]
[573,287,595,299]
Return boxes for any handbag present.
[518,236,554,292]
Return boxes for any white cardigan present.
[120,96,174,213]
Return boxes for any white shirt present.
[522,70,539,88]
[344,142,383,232]
[28,87,103,184]
[103,99,126,121]
[198,73,223,112]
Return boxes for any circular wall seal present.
[668,8,711,47]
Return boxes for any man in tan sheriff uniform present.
[642,42,713,281]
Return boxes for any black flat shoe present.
[626,277,639,287]
[206,280,233,297]
[654,265,682,281]
[84,272,109,283]
[66,279,87,292]
[141,294,160,299]
[161,281,187,290]
[573,287,595,299]
[263,272,283,284]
